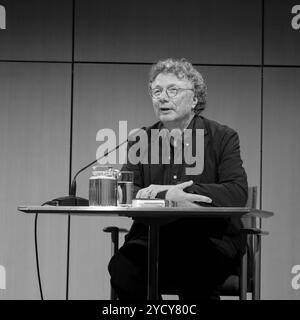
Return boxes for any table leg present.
[147,222,160,300]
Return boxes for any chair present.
[220,186,269,300]
[103,186,269,300]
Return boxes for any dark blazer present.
[122,115,248,259]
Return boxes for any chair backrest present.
[220,186,259,297]
[242,186,258,229]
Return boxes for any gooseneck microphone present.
[44,127,145,206]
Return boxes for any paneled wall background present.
[0,0,299,300]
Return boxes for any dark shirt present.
[121,115,248,259]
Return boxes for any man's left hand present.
[165,180,212,204]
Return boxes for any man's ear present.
[192,96,198,107]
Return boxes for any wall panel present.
[0,0,72,61]
[265,0,300,65]
[262,68,300,299]
[75,0,261,64]
[0,63,71,299]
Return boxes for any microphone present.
[44,127,146,206]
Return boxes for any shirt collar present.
[154,114,207,147]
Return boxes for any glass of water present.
[117,171,134,206]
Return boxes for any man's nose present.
[158,89,169,101]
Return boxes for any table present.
[18,205,273,300]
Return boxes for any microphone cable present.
[34,213,43,300]
[34,201,51,300]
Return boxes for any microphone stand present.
[44,127,144,206]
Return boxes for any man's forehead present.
[152,72,190,87]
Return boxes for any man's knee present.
[108,247,147,299]
[108,251,130,284]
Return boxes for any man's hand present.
[136,184,173,199]
[136,181,212,205]
[165,180,212,204]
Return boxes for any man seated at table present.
[108,58,248,300]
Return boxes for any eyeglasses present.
[149,86,194,99]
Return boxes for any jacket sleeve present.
[185,129,248,207]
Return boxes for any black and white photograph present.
[0,0,299,309]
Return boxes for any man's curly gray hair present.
[149,58,207,114]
